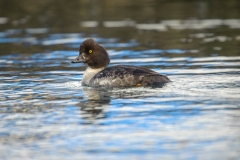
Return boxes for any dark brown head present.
[71,39,110,69]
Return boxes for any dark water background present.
[0,0,240,159]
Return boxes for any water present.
[1,0,240,159]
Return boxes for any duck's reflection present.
[77,87,111,119]
[77,85,168,119]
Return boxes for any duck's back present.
[89,65,170,87]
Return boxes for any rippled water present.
[1,0,240,159]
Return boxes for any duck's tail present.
[140,74,171,87]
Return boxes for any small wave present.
[48,81,82,89]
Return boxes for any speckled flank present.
[88,65,170,87]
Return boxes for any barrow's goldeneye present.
[72,38,170,87]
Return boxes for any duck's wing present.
[89,65,170,87]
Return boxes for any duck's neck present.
[82,67,105,86]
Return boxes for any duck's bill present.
[71,55,85,63]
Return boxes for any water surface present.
[0,0,240,159]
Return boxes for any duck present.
[71,38,170,87]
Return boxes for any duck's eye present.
[89,50,93,54]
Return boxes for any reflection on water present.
[1,0,240,159]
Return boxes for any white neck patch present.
[82,67,105,85]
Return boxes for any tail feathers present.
[141,74,170,86]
